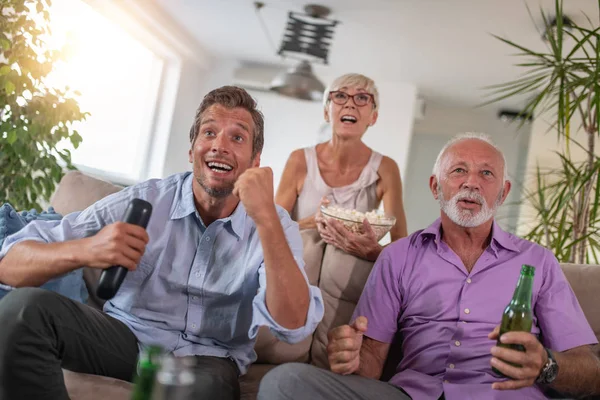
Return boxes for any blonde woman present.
[276,73,407,261]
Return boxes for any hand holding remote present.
[96,198,152,300]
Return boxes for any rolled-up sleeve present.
[0,217,81,291]
[249,209,324,344]
[0,217,77,261]
[0,190,130,280]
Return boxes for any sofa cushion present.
[51,171,123,216]
[310,244,375,369]
[0,203,63,247]
[254,229,325,364]
[63,370,132,400]
[50,171,123,310]
[560,263,600,343]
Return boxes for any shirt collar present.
[419,218,443,243]
[211,201,246,240]
[170,173,197,220]
[418,218,520,253]
[169,173,246,240]
[490,220,520,253]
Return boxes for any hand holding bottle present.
[489,264,547,390]
[488,326,548,390]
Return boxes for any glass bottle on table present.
[130,345,163,400]
[492,264,535,377]
[151,354,195,400]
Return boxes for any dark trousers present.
[0,288,240,400]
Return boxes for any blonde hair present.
[323,73,380,111]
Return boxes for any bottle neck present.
[510,274,533,307]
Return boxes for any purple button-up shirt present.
[353,219,597,400]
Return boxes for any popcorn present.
[320,205,395,241]
[322,206,391,224]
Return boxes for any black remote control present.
[96,198,153,300]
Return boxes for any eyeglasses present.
[329,91,375,108]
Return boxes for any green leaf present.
[70,131,82,148]
[0,0,83,209]
[4,80,15,94]
[6,130,17,144]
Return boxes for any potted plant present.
[0,0,87,210]
[485,0,600,264]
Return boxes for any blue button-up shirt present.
[0,172,324,373]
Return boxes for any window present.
[47,0,164,184]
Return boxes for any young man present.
[0,86,324,400]
[258,133,600,400]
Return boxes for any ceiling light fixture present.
[254,2,337,101]
[269,60,325,101]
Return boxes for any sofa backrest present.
[310,244,376,368]
[51,171,600,365]
[252,229,378,368]
[559,263,600,344]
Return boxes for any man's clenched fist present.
[233,167,277,224]
[327,316,368,375]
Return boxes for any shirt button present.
[464,308,471,314]
[195,272,201,277]
[192,296,197,300]
[205,236,210,242]
[466,278,472,283]
[449,364,455,369]
[191,323,196,329]
[455,340,461,347]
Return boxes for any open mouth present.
[340,115,357,124]
[206,161,233,174]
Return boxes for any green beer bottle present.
[130,345,163,400]
[492,264,535,377]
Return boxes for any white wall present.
[406,102,532,233]
[160,58,238,177]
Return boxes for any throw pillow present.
[0,203,88,304]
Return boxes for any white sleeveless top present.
[291,146,383,221]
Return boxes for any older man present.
[258,133,600,400]
[0,86,324,400]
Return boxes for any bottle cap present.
[521,264,535,276]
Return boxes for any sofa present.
[43,171,600,399]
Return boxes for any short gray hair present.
[432,132,509,182]
[323,73,380,111]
